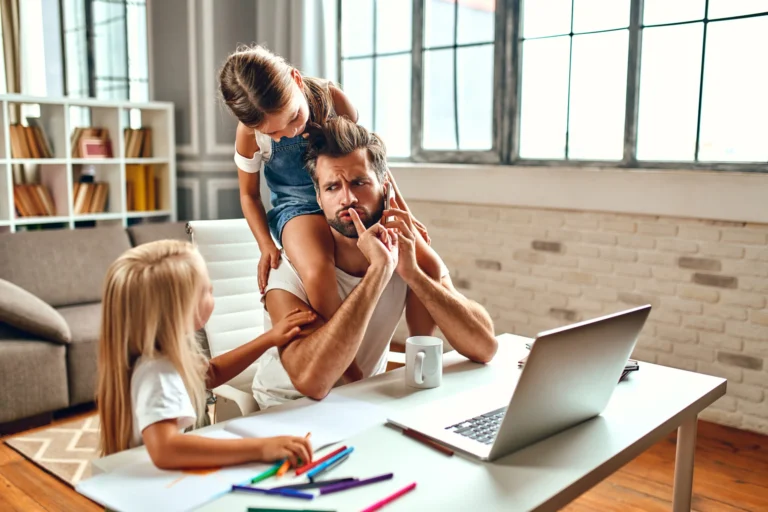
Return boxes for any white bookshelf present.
[0,94,176,233]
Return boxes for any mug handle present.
[415,352,425,385]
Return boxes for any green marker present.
[250,460,284,484]
[247,509,336,512]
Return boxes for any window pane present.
[377,0,412,53]
[519,37,570,158]
[127,0,149,103]
[457,45,494,150]
[341,0,373,57]
[708,0,768,19]
[568,30,628,160]
[375,55,411,157]
[423,49,456,150]
[522,0,571,38]
[643,0,704,25]
[572,0,630,33]
[425,0,455,47]
[457,0,495,45]
[63,0,89,98]
[637,24,703,161]
[93,0,128,100]
[699,17,768,162]
[341,59,373,130]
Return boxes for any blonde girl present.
[97,240,314,469]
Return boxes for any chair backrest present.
[187,219,263,392]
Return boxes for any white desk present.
[91,334,726,511]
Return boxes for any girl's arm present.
[236,122,281,293]
[205,308,316,389]
[142,420,312,469]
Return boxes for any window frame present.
[338,0,768,173]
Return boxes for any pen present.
[402,428,454,456]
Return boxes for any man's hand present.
[382,202,419,279]
[349,208,398,274]
[386,170,431,245]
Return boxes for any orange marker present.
[276,459,290,478]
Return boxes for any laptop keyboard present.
[445,407,507,445]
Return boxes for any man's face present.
[314,148,385,238]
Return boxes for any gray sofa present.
[0,222,188,434]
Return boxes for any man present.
[251,117,497,408]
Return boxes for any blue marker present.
[305,447,354,481]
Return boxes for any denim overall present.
[264,134,322,245]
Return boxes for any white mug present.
[405,336,443,389]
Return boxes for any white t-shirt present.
[233,131,273,174]
[130,356,197,448]
[252,255,410,409]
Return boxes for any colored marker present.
[232,484,313,500]
[250,461,284,484]
[270,477,357,491]
[360,482,417,512]
[295,445,347,476]
[319,473,393,495]
[305,447,354,480]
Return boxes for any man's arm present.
[267,210,398,400]
[404,270,497,363]
[384,208,497,363]
[266,264,392,400]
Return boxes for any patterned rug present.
[4,414,99,486]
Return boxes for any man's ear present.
[291,68,303,88]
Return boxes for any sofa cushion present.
[0,327,69,424]
[127,221,189,247]
[0,278,71,343]
[0,226,132,308]
[57,303,101,406]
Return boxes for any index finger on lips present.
[348,208,366,235]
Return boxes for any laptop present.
[387,305,651,462]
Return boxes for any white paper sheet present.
[225,394,390,450]
[76,430,269,512]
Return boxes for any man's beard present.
[327,203,384,238]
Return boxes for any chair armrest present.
[211,384,259,422]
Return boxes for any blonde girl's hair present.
[97,240,208,456]
[219,44,334,129]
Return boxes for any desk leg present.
[673,416,697,512]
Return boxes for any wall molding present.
[202,0,234,155]
[206,178,241,220]
[175,0,201,155]
[177,177,201,220]
[389,163,768,224]
[177,160,235,173]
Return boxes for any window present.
[519,0,630,160]
[62,0,149,102]
[337,0,768,170]
[339,0,413,158]
[638,0,768,163]
[422,0,496,151]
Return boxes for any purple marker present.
[319,473,394,495]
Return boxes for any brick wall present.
[403,201,768,435]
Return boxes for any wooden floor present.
[1,414,766,511]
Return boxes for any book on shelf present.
[72,182,110,215]
[71,127,113,158]
[13,184,56,217]
[125,164,159,211]
[124,128,153,158]
[9,122,54,159]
